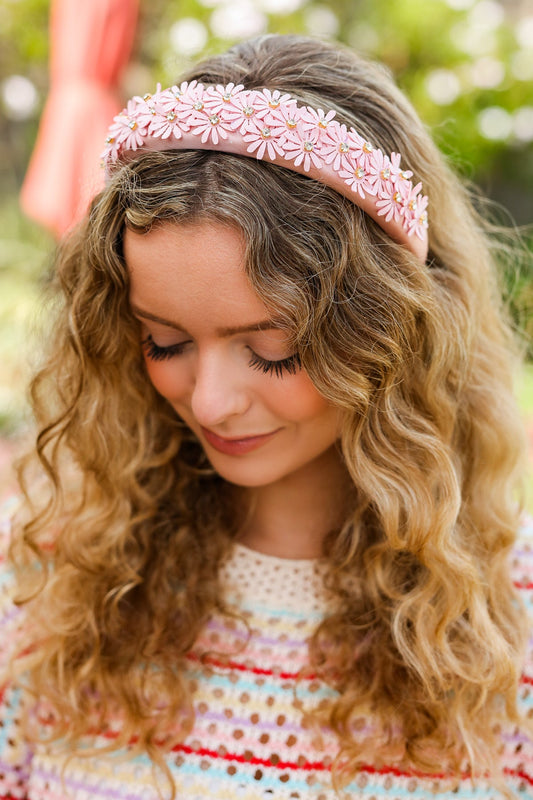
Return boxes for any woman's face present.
[125,220,341,489]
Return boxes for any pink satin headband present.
[102,81,429,262]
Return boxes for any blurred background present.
[0,0,532,502]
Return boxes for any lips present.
[201,426,280,455]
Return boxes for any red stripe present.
[186,652,315,681]
[190,653,533,689]
[504,767,533,787]
[173,741,327,771]
[514,580,533,590]
[172,743,533,786]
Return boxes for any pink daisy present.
[283,125,324,172]
[339,161,376,199]
[368,149,393,194]
[347,130,374,170]
[203,83,245,115]
[389,151,412,182]
[243,118,286,160]
[406,194,429,239]
[177,81,208,123]
[191,109,233,145]
[148,108,187,140]
[375,181,410,223]
[268,99,301,137]
[252,88,293,119]
[300,106,336,142]
[108,100,147,152]
[321,123,352,171]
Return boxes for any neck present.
[238,446,352,559]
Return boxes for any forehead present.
[124,220,271,326]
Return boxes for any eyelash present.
[141,335,302,378]
[142,336,187,361]
[247,350,302,378]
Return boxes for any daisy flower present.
[283,124,324,172]
[339,162,376,199]
[203,83,245,115]
[243,118,286,160]
[321,123,352,171]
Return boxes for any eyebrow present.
[130,305,283,337]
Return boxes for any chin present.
[207,459,287,488]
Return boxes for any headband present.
[102,81,429,262]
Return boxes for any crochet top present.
[1,512,532,800]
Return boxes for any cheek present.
[271,372,335,422]
[145,359,189,402]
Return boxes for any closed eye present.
[142,335,188,361]
[248,350,302,378]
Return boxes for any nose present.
[190,348,251,428]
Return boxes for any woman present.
[1,33,531,800]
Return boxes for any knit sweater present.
[1,511,532,800]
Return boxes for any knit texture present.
[1,508,532,800]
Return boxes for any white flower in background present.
[304,5,339,37]
[515,15,533,49]
[425,69,461,105]
[469,57,505,88]
[170,18,208,56]
[1,75,38,120]
[513,106,533,143]
[210,0,267,39]
[477,106,512,140]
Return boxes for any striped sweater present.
[1,511,532,800]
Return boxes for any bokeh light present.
[469,57,505,88]
[468,0,504,32]
[425,68,461,105]
[511,49,533,81]
[477,106,512,140]
[258,0,307,12]
[513,106,533,143]
[210,0,267,39]
[443,0,476,9]
[303,5,339,37]
[515,15,533,49]
[1,75,38,120]
[170,18,208,56]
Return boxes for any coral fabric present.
[20,0,139,238]
[0,514,532,798]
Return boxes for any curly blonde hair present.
[8,34,530,794]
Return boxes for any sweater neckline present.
[221,541,329,614]
[232,540,321,567]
